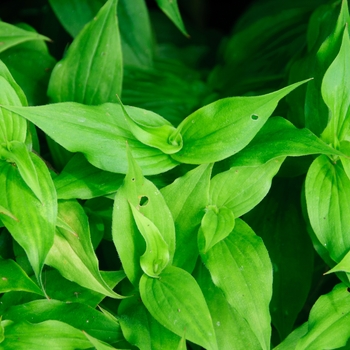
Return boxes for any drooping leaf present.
[210,157,284,218]
[201,218,272,350]
[0,103,179,175]
[46,200,124,299]
[154,0,188,37]
[140,266,218,350]
[0,21,50,54]
[0,258,43,295]
[48,0,123,105]
[229,117,344,167]
[161,163,212,272]
[118,295,181,350]
[171,79,310,164]
[295,283,350,350]
[0,154,57,289]
[113,147,175,286]
[305,155,350,262]
[2,299,123,345]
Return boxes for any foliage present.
[1,0,350,349]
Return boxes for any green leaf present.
[210,157,284,218]
[118,96,183,154]
[0,205,17,221]
[83,331,120,350]
[2,299,123,345]
[46,200,124,299]
[54,153,123,200]
[325,249,350,275]
[0,319,101,350]
[140,266,218,350]
[129,203,170,278]
[0,21,50,54]
[118,295,181,350]
[201,218,272,350]
[154,0,188,37]
[161,163,212,272]
[229,117,344,167]
[305,155,350,262]
[321,27,350,144]
[295,283,350,350]
[0,154,57,289]
[198,205,235,254]
[194,261,261,350]
[171,79,311,164]
[244,177,314,341]
[0,258,43,295]
[273,323,308,350]
[48,0,122,105]
[0,103,179,175]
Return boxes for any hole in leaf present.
[251,114,259,121]
[131,178,135,182]
[139,195,149,207]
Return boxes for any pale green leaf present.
[201,218,272,350]
[140,266,218,350]
[325,249,350,275]
[273,323,308,350]
[48,0,123,104]
[172,79,310,164]
[0,205,17,221]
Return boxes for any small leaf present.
[171,79,311,164]
[48,0,123,104]
[155,0,188,37]
[198,205,235,254]
[325,249,350,275]
[140,266,218,350]
[83,332,119,350]
[0,258,43,295]
[129,203,170,278]
[0,21,50,54]
[273,323,308,350]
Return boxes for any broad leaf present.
[305,155,350,262]
[229,117,343,167]
[48,0,123,105]
[0,258,43,295]
[46,200,124,298]
[154,0,188,37]
[113,147,175,286]
[0,21,50,54]
[201,218,272,350]
[296,283,350,350]
[0,154,57,289]
[118,295,181,350]
[171,79,310,164]
[140,266,218,350]
[210,157,284,218]
[0,103,179,175]
[161,163,212,272]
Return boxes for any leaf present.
[325,249,350,275]
[0,154,57,289]
[0,258,43,295]
[54,153,123,200]
[305,155,350,262]
[201,218,272,350]
[0,320,101,350]
[171,79,311,164]
[244,177,314,341]
[129,203,170,278]
[0,21,50,54]
[154,0,188,37]
[229,117,344,167]
[118,295,181,350]
[197,205,235,254]
[140,266,218,350]
[210,157,284,218]
[273,323,308,350]
[83,332,120,350]
[113,146,176,286]
[0,205,17,221]
[0,103,179,175]
[46,200,124,299]
[194,261,261,350]
[321,26,350,144]
[2,299,123,345]
[295,283,350,350]
[47,0,123,105]
[161,163,212,272]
